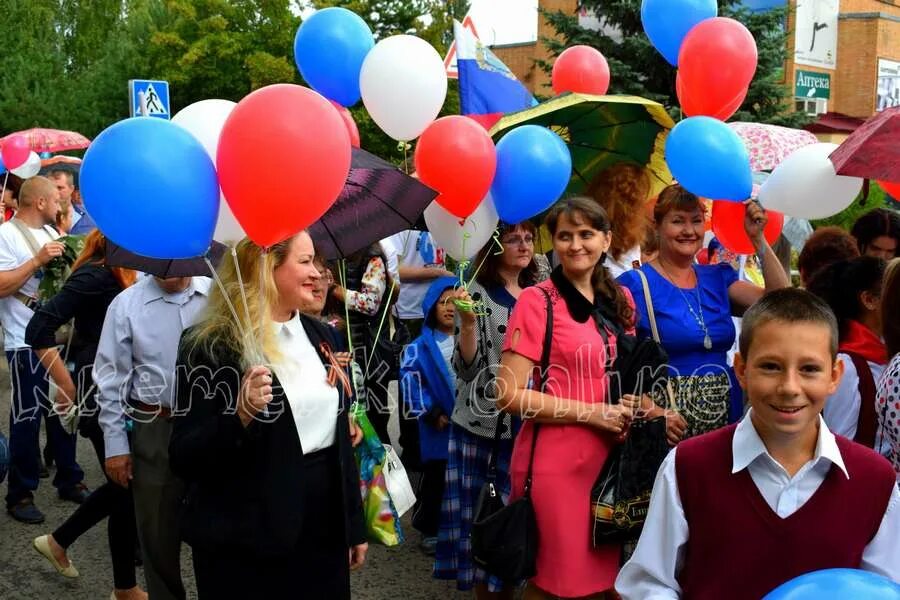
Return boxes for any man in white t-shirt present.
[379,230,452,470]
[0,176,88,524]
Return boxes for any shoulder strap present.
[635,268,661,343]
[9,218,44,258]
[847,352,877,448]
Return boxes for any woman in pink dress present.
[498,197,638,598]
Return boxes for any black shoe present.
[38,457,49,479]
[58,483,91,505]
[7,499,46,524]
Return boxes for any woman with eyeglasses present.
[433,222,547,598]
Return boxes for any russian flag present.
[454,20,536,130]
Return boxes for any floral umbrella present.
[0,128,91,153]
[728,122,819,172]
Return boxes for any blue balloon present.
[0,155,6,175]
[294,7,375,107]
[490,126,572,224]
[641,0,718,66]
[764,569,900,600]
[39,151,52,159]
[665,116,752,201]
[80,118,219,259]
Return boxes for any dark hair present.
[882,258,900,358]
[851,208,900,257]
[653,184,703,225]
[740,288,839,359]
[806,256,886,339]
[544,197,634,329]
[797,226,860,286]
[474,222,539,289]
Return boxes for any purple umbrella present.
[309,148,438,259]
[105,240,227,278]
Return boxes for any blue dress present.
[617,263,742,437]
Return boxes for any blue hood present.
[421,276,458,323]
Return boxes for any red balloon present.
[329,100,360,148]
[711,200,783,255]
[552,45,611,96]
[217,84,351,247]
[677,71,747,121]
[1,134,31,170]
[414,116,496,219]
[678,18,757,121]
[878,180,900,200]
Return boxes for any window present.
[795,98,827,116]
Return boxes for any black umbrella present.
[105,240,227,278]
[308,147,438,259]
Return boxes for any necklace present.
[656,260,713,351]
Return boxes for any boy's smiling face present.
[435,289,457,330]
[734,319,843,440]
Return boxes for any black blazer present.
[169,314,366,556]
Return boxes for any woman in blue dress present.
[617,185,790,440]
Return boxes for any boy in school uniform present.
[616,288,900,599]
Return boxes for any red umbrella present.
[829,107,900,183]
[0,128,91,153]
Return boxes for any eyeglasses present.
[501,235,535,247]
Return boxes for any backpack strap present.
[846,352,877,448]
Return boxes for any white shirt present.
[95,276,211,458]
[824,354,888,456]
[604,245,641,279]
[270,314,338,454]
[380,230,446,320]
[616,412,900,599]
[0,220,59,349]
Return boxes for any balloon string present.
[204,256,249,346]
[0,172,8,223]
[364,273,395,380]
[452,229,502,315]
[231,246,262,364]
[338,259,353,354]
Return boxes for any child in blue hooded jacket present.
[400,277,459,553]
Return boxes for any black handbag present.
[471,288,552,582]
[590,268,674,546]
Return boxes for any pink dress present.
[503,279,632,597]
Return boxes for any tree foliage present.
[540,0,809,127]
[1,0,461,166]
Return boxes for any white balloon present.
[172,99,245,244]
[172,99,236,158]
[11,151,41,178]
[360,35,447,142]
[425,195,499,261]
[758,143,863,220]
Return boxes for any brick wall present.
[493,0,577,95]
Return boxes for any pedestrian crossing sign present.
[128,79,170,119]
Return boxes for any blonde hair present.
[586,163,652,261]
[185,233,307,367]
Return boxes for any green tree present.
[540,0,808,127]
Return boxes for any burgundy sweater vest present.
[675,424,895,600]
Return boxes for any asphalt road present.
[0,365,469,600]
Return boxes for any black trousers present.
[412,459,447,538]
[53,420,138,589]
[192,446,350,600]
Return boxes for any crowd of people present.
[0,166,899,599]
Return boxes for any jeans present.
[5,348,83,507]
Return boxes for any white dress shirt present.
[270,314,338,454]
[616,412,900,599]
[94,276,211,458]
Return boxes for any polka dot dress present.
[876,353,900,480]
